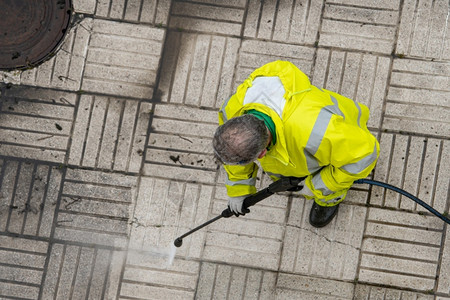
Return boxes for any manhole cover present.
[0,0,72,71]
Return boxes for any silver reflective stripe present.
[356,102,362,127]
[304,110,332,172]
[304,151,322,173]
[225,177,257,186]
[220,97,232,122]
[342,143,378,174]
[326,196,343,203]
[324,95,345,119]
[312,173,334,196]
[265,171,282,178]
[303,94,345,173]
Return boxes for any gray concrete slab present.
[0,0,449,299]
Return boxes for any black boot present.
[309,202,339,228]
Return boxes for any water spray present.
[174,177,450,248]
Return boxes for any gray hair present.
[213,114,269,165]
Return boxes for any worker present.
[213,61,379,227]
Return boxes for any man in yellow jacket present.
[213,61,379,227]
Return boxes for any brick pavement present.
[0,0,449,299]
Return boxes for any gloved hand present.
[228,195,251,216]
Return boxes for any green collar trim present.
[246,109,276,149]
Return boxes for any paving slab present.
[0,87,76,163]
[281,197,366,281]
[120,257,199,299]
[74,0,171,25]
[203,184,288,270]
[0,236,47,299]
[129,177,213,260]
[384,59,450,137]
[438,225,450,295]
[243,0,323,45]
[354,284,434,300]
[319,0,401,54]
[81,19,165,99]
[143,103,218,182]
[372,133,449,213]
[169,0,247,36]
[196,262,276,300]
[69,94,151,172]
[54,168,138,248]
[158,31,240,108]
[0,158,62,237]
[276,273,354,299]
[359,207,444,291]
[42,243,125,299]
[397,0,450,59]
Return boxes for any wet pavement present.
[0,0,449,299]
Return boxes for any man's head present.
[213,114,269,165]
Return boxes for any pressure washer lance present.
[174,177,305,247]
[173,177,450,247]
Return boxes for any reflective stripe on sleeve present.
[341,143,378,174]
[220,98,231,122]
[324,95,345,119]
[356,102,362,127]
[225,177,257,186]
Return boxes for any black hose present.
[354,178,450,224]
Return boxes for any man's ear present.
[257,149,267,159]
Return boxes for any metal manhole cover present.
[0,0,72,71]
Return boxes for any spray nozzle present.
[174,238,183,248]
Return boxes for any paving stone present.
[359,207,443,291]
[384,58,450,137]
[397,0,450,60]
[120,257,199,299]
[144,103,218,182]
[438,225,450,294]
[319,1,401,54]
[169,0,246,35]
[69,94,151,172]
[158,31,240,108]
[276,273,354,299]
[280,197,366,280]
[244,0,323,45]
[0,87,76,163]
[54,168,137,247]
[81,19,165,99]
[234,40,316,89]
[312,49,390,129]
[0,235,47,299]
[371,133,449,213]
[196,262,276,299]
[129,177,213,259]
[354,284,434,300]
[77,0,171,25]
[42,243,125,299]
[72,0,96,14]
[0,159,63,237]
[202,185,288,270]
[17,18,92,91]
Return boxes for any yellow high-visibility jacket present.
[218,61,379,206]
